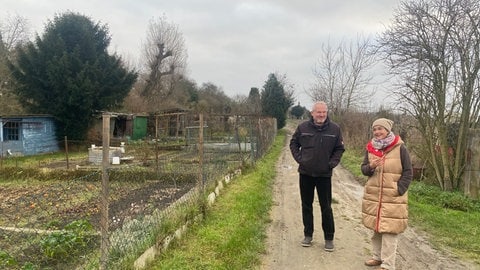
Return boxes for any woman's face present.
[372,125,388,139]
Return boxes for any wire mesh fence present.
[0,112,277,269]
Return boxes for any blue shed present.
[0,115,59,156]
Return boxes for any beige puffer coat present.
[361,140,408,234]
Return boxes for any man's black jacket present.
[290,117,345,177]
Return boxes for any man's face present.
[311,104,328,125]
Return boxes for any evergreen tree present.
[247,87,261,114]
[260,73,294,129]
[8,12,137,141]
[290,103,306,119]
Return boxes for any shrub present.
[40,219,96,261]
[409,182,480,212]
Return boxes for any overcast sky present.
[2,0,400,109]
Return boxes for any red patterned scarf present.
[366,133,399,157]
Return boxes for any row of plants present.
[0,136,255,269]
[0,150,201,269]
[0,219,97,270]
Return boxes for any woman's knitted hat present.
[372,118,394,132]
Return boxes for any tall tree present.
[8,12,137,141]
[196,82,232,114]
[378,0,480,191]
[141,15,187,111]
[290,103,307,119]
[307,36,375,114]
[0,13,30,51]
[261,73,294,129]
[247,87,261,115]
[275,72,296,109]
[230,87,261,115]
[0,13,29,114]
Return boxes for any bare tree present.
[378,0,480,191]
[0,13,30,114]
[0,13,30,52]
[274,72,296,106]
[140,15,187,111]
[307,36,376,114]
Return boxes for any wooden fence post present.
[198,113,204,190]
[464,129,480,199]
[100,113,110,269]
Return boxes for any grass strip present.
[149,130,286,270]
[409,191,480,264]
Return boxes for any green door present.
[131,116,147,140]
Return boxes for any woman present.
[361,118,413,270]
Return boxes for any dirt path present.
[260,129,479,270]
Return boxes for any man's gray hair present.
[311,101,328,111]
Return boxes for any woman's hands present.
[370,156,385,169]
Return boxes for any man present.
[289,101,345,251]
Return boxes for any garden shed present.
[0,115,59,156]
[113,113,148,140]
[91,113,148,141]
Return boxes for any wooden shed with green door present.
[112,114,148,141]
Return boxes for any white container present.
[112,156,120,165]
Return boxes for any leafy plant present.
[0,250,17,268]
[40,219,95,260]
[21,262,39,270]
